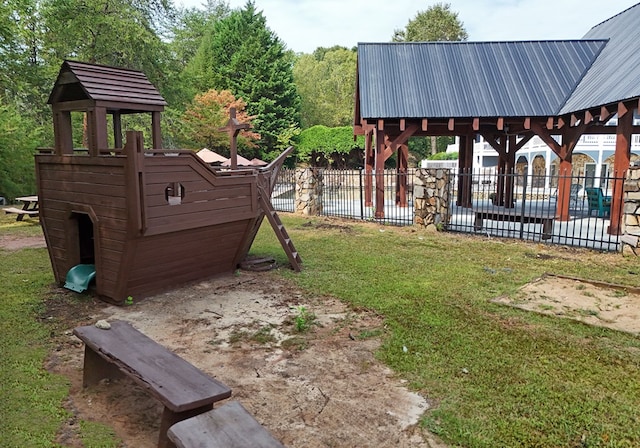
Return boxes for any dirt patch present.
[44,272,445,447]
[0,234,46,251]
[494,274,640,335]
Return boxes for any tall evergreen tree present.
[188,1,300,159]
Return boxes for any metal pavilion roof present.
[357,3,640,121]
[560,3,640,114]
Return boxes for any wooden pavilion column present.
[608,102,634,235]
[504,135,518,208]
[482,132,534,208]
[396,143,409,207]
[481,133,507,206]
[456,135,473,208]
[531,121,585,221]
[373,123,418,218]
[374,128,386,218]
[364,128,374,206]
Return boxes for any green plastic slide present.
[64,264,96,293]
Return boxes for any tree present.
[170,1,230,69]
[293,46,357,129]
[393,3,466,157]
[187,1,300,159]
[180,89,259,154]
[392,2,468,42]
[41,0,176,102]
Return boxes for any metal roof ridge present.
[585,2,640,34]
[357,39,609,46]
[554,39,611,115]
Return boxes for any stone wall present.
[414,168,451,230]
[622,167,640,255]
[295,168,322,215]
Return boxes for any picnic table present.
[3,195,39,221]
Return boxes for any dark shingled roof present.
[48,60,167,110]
[357,3,640,121]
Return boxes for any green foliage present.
[187,1,300,159]
[0,102,42,201]
[0,222,68,445]
[296,125,364,166]
[429,151,458,160]
[293,305,315,333]
[393,2,468,42]
[408,136,454,162]
[41,0,182,105]
[293,47,356,128]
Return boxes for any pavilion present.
[354,3,640,235]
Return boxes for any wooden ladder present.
[258,187,302,272]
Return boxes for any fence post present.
[413,168,451,230]
[294,167,323,216]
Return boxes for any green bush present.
[296,125,364,166]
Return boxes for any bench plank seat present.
[3,206,39,217]
[73,320,231,448]
[474,208,554,240]
[168,401,285,448]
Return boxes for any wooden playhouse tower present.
[36,60,299,304]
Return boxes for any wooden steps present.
[258,186,301,272]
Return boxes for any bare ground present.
[42,271,445,448]
[494,274,640,335]
[11,234,639,447]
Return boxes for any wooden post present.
[457,135,474,208]
[504,135,517,209]
[364,130,374,206]
[113,112,123,149]
[152,111,162,149]
[608,103,633,235]
[54,110,74,155]
[396,144,408,207]
[375,128,385,218]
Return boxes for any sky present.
[176,0,639,54]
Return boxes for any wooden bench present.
[168,400,285,448]
[474,208,554,240]
[73,320,232,448]
[3,207,39,220]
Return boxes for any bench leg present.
[82,346,123,388]
[474,214,483,231]
[158,404,214,448]
[542,219,552,240]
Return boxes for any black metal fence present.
[447,170,624,251]
[272,167,295,212]
[319,169,415,225]
[272,168,415,225]
[272,168,624,251]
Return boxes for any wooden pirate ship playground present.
[36,60,300,304]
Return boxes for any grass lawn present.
[2,212,640,447]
